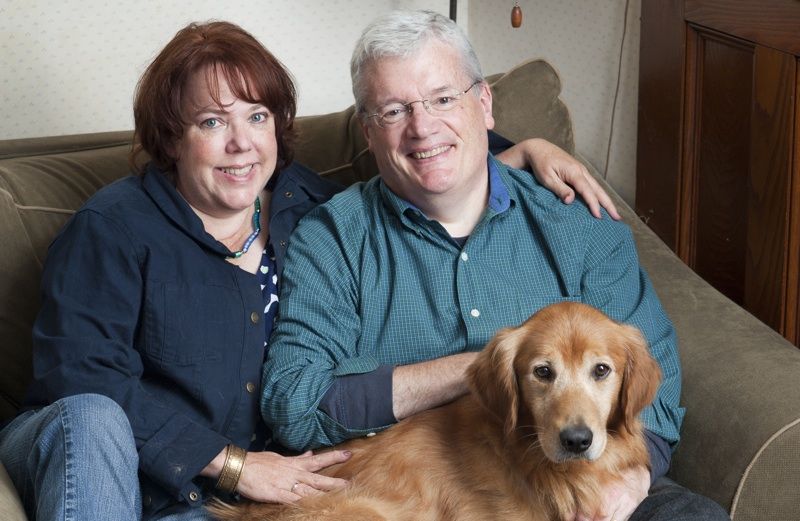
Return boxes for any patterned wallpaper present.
[470,0,641,203]
[1,0,639,203]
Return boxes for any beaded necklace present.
[229,197,261,258]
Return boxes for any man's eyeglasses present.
[366,80,482,128]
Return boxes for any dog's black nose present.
[560,426,593,454]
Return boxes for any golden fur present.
[210,301,662,521]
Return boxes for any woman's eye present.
[251,112,269,123]
[201,118,220,129]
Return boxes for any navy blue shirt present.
[22,162,341,514]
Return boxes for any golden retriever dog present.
[210,301,662,521]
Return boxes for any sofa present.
[1,59,799,521]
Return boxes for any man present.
[262,10,728,521]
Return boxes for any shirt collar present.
[379,153,512,221]
[141,163,235,256]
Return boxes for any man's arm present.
[570,211,684,519]
[391,352,477,420]
[580,217,684,446]
[262,195,394,451]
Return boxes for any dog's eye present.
[593,364,611,380]
[533,365,553,380]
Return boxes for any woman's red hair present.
[131,21,297,179]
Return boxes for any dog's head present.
[467,301,661,463]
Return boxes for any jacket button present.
[143,495,152,507]
[279,240,287,247]
[246,382,256,393]
[284,191,294,198]
[189,491,199,502]
[250,311,260,324]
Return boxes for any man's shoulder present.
[294,177,382,239]
[498,163,632,244]
[500,164,619,226]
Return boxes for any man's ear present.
[359,117,373,150]
[478,82,495,131]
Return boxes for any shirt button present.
[284,191,294,198]
[189,491,199,502]
[460,251,469,262]
[279,240,287,247]
[250,311,260,324]
[470,309,480,318]
[246,382,256,393]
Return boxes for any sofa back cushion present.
[0,59,571,421]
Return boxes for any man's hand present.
[572,465,650,521]
[203,448,352,504]
[496,138,621,220]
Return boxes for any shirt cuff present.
[645,429,672,484]
[318,364,396,430]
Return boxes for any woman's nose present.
[226,123,253,153]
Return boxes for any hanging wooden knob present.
[511,2,523,28]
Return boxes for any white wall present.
[0,1,454,137]
[469,0,640,203]
[1,0,639,203]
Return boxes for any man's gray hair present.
[350,9,484,115]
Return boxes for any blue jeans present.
[632,477,731,520]
[0,394,215,521]
[0,394,141,520]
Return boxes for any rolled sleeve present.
[261,200,394,450]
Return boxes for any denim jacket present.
[22,162,341,515]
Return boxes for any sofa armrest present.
[0,462,26,521]
[579,154,800,520]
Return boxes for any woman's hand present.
[204,448,352,503]
[236,449,351,503]
[496,138,621,220]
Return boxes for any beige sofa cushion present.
[0,462,26,521]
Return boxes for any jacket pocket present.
[142,281,240,366]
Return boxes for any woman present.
[0,21,617,520]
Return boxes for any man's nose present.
[405,100,437,136]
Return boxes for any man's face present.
[361,40,495,207]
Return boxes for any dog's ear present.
[467,327,521,437]
[615,324,662,435]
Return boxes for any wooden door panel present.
[685,0,800,55]
[688,30,753,306]
[746,47,795,332]
[637,0,800,345]
[635,0,684,248]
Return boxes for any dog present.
[210,301,662,521]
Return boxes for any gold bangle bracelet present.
[215,444,247,494]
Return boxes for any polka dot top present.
[259,242,279,349]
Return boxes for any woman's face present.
[171,66,278,219]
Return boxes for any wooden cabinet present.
[636,0,800,346]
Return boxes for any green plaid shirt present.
[262,156,685,451]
